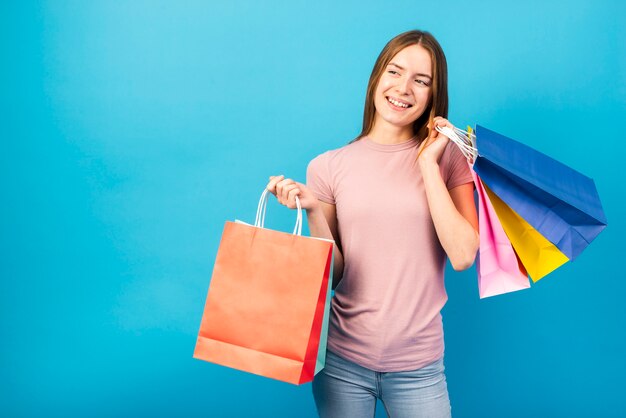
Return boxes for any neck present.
[367,120,414,145]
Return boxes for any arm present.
[418,117,479,270]
[419,164,478,270]
[306,201,345,288]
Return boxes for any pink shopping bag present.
[473,171,530,298]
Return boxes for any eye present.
[387,70,399,75]
[415,79,431,86]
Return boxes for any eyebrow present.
[388,62,432,79]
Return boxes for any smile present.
[386,96,412,109]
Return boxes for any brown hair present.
[353,30,448,144]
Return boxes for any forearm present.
[420,161,479,270]
[306,207,345,286]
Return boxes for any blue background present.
[2,1,625,417]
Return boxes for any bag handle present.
[255,188,302,236]
[435,125,477,162]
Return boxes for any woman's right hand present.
[266,175,319,211]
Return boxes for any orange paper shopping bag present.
[194,189,334,384]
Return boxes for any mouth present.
[386,96,413,110]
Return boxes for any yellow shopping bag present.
[482,182,569,282]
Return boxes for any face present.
[372,44,433,132]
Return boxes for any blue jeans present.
[312,350,452,418]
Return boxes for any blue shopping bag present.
[472,125,607,260]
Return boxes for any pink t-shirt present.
[306,135,473,372]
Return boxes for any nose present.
[394,75,412,96]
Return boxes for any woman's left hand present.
[417,116,454,166]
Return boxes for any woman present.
[267,30,478,418]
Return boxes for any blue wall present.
[2,1,625,417]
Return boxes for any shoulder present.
[306,138,361,202]
[439,140,473,188]
[308,138,363,169]
[439,140,465,166]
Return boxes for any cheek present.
[376,77,394,94]
[413,89,431,105]
[374,85,389,106]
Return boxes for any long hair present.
[354,30,448,145]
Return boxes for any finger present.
[267,175,284,192]
[277,182,298,204]
[286,187,301,208]
[279,183,298,202]
[267,175,285,194]
[277,178,297,194]
[428,124,440,139]
[431,119,453,140]
[276,178,292,197]
[434,117,452,129]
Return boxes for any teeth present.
[387,97,410,108]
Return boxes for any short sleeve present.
[440,141,473,190]
[306,152,335,204]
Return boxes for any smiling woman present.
[359,30,449,147]
[266,30,478,417]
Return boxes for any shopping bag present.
[472,171,530,297]
[473,125,607,261]
[194,189,334,385]
[482,181,569,281]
